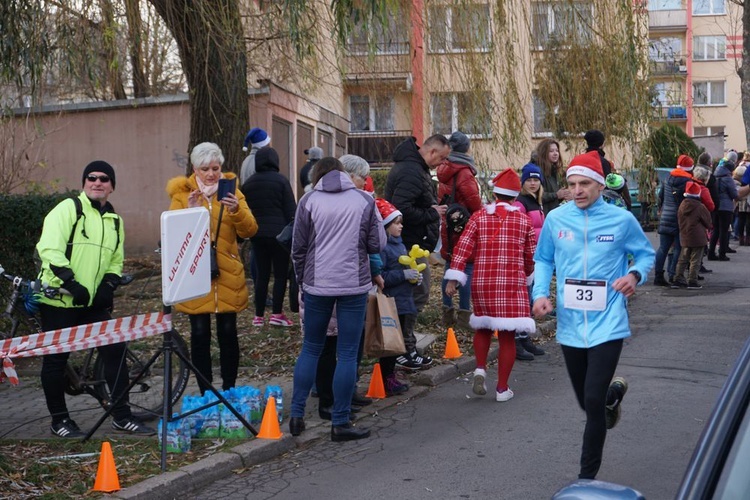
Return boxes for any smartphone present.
[217,178,236,201]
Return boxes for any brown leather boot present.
[442,306,456,328]
[456,309,472,331]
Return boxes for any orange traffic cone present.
[493,329,498,338]
[92,441,120,493]
[366,363,386,399]
[257,397,283,439]
[444,327,462,359]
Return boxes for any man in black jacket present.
[384,135,450,368]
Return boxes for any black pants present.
[561,339,623,480]
[252,237,290,317]
[39,304,131,424]
[189,313,239,394]
[709,210,733,257]
[316,325,368,407]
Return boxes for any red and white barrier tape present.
[0,312,172,385]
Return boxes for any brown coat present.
[678,197,712,248]
[166,173,258,314]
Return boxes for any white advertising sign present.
[160,208,211,305]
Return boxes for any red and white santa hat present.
[492,168,521,197]
[684,181,701,198]
[375,198,401,226]
[566,150,605,185]
[677,154,694,171]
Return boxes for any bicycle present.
[0,264,190,421]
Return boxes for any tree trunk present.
[148,0,249,173]
[100,0,127,100]
[124,0,149,98]
[740,2,750,148]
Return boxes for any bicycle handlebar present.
[0,264,133,298]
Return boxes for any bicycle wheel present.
[0,283,42,339]
[93,330,190,421]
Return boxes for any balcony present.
[347,130,412,166]
[648,10,687,31]
[343,43,411,83]
[650,57,688,76]
[652,103,688,121]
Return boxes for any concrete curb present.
[113,319,557,499]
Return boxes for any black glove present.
[63,279,90,307]
[92,274,119,311]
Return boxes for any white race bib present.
[563,278,607,311]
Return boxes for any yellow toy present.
[398,244,429,283]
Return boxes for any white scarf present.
[195,175,219,200]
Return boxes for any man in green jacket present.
[36,160,155,438]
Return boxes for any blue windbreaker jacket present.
[532,197,655,348]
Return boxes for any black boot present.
[520,337,545,356]
[289,417,305,436]
[653,271,670,287]
[515,338,534,361]
[331,423,370,442]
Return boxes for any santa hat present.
[242,127,270,152]
[684,181,701,198]
[375,198,401,226]
[363,175,374,194]
[677,154,694,171]
[492,168,521,197]
[567,151,605,185]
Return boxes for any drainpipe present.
[686,0,693,134]
[410,0,425,143]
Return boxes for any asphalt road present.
[189,234,750,500]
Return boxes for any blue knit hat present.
[520,162,543,185]
[242,128,270,152]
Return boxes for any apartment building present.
[648,0,745,154]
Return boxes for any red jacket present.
[437,158,482,261]
[694,179,715,212]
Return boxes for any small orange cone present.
[444,327,462,359]
[92,441,120,493]
[493,329,498,338]
[366,363,386,399]
[257,397,283,439]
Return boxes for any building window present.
[347,10,409,54]
[430,92,492,137]
[428,3,491,53]
[693,0,725,15]
[532,93,553,135]
[531,1,593,49]
[693,81,726,106]
[349,94,395,131]
[693,36,726,60]
[693,126,725,136]
[649,37,682,61]
[649,0,682,9]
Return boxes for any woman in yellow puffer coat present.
[166,142,258,394]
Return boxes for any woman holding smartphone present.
[166,142,257,395]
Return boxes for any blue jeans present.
[654,232,680,278]
[291,292,367,425]
[441,259,473,310]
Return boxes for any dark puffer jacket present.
[658,168,693,236]
[384,137,441,252]
[240,146,296,239]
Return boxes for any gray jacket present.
[714,164,738,212]
[292,170,386,296]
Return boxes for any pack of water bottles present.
[158,414,191,453]
[178,385,283,439]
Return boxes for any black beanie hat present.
[584,130,605,150]
[82,160,116,190]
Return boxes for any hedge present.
[0,191,78,279]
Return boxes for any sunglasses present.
[86,174,111,183]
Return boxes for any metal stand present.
[83,305,258,471]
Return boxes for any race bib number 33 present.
[563,278,607,311]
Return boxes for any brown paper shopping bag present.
[364,292,406,358]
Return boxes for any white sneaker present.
[472,368,487,396]
[495,387,514,402]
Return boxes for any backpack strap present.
[65,197,84,262]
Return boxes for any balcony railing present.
[347,130,412,166]
[652,104,688,121]
[343,43,411,81]
[648,10,687,30]
[650,58,688,76]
